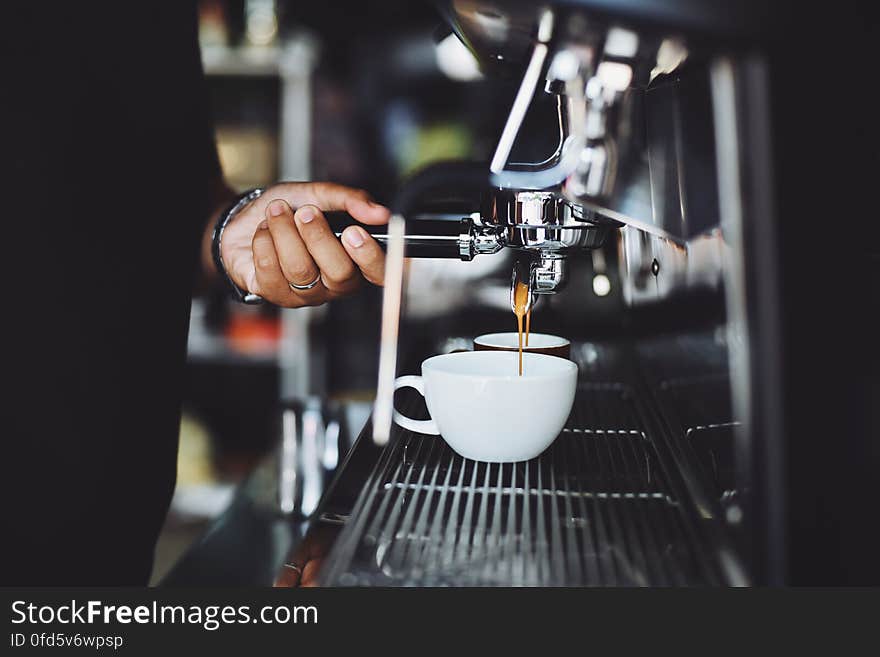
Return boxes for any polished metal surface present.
[484,190,605,233]
[616,225,724,306]
[479,190,609,293]
[531,256,568,294]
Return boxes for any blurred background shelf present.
[202,44,284,76]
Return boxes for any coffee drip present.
[525,307,532,347]
[513,279,530,375]
[510,260,536,376]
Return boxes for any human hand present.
[220,182,390,307]
[274,525,340,588]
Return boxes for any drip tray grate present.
[321,384,725,586]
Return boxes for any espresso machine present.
[330,4,731,305]
[164,0,878,587]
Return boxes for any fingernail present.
[297,206,316,224]
[258,220,269,230]
[344,226,366,248]
[269,200,286,217]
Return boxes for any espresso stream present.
[526,307,532,347]
[513,280,531,376]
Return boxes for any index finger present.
[276,182,391,226]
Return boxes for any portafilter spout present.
[532,255,568,294]
[510,257,536,315]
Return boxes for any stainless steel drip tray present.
[320,382,731,587]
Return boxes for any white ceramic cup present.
[392,350,578,462]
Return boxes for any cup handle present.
[392,376,440,435]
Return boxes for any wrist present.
[212,187,265,304]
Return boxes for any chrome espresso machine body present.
[316,0,786,587]
[164,1,878,587]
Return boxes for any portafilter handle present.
[325,211,499,261]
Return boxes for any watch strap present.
[211,187,265,304]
